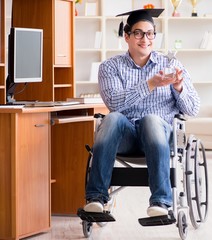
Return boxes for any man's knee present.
[141,114,162,127]
[136,114,163,134]
[97,112,130,138]
[138,114,171,147]
[103,112,126,127]
[137,114,168,139]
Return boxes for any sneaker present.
[84,199,104,213]
[147,202,169,217]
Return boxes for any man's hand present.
[148,67,183,92]
[173,68,183,92]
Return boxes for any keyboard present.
[26,101,80,107]
[1,101,81,107]
[54,101,80,106]
[25,101,55,107]
[0,104,25,108]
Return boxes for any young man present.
[84,9,200,217]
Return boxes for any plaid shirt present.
[98,51,200,125]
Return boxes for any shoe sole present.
[84,202,104,213]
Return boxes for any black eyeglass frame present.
[128,29,156,40]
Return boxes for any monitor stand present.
[6,75,17,103]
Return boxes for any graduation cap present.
[116,9,164,37]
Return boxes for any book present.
[199,31,212,49]
[89,62,101,82]
[67,97,103,104]
[206,32,212,49]
[85,2,98,16]
[94,31,102,49]
[199,31,210,49]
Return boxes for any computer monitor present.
[6,27,43,102]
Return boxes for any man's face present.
[125,21,155,58]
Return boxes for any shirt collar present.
[125,51,158,68]
[150,51,160,64]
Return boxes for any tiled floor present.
[24,151,212,240]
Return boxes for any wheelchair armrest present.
[174,113,187,121]
[94,113,105,119]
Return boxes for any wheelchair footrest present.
[77,208,116,223]
[138,211,176,226]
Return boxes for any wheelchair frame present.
[78,113,209,240]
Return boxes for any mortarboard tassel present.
[118,20,124,37]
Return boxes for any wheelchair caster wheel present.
[82,220,93,238]
[177,211,188,240]
[97,222,107,227]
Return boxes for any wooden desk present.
[0,103,108,240]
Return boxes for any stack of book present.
[67,97,103,104]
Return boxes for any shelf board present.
[54,84,72,88]
[174,49,212,52]
[75,16,102,20]
[53,64,72,68]
[75,49,102,52]
[76,81,98,84]
[105,48,127,52]
[104,16,165,20]
[193,82,212,84]
[168,17,212,21]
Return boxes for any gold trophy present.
[189,0,201,17]
[170,0,182,17]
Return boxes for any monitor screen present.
[11,27,43,83]
[6,27,43,102]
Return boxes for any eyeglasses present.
[128,29,156,40]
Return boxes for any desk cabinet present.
[0,104,106,239]
[50,105,107,214]
[51,112,94,214]
[0,112,50,239]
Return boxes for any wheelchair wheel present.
[82,220,92,238]
[186,136,209,229]
[177,211,188,240]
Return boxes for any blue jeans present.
[86,112,173,207]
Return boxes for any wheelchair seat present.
[116,153,146,165]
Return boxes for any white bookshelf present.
[75,0,212,105]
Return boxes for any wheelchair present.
[77,113,209,240]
